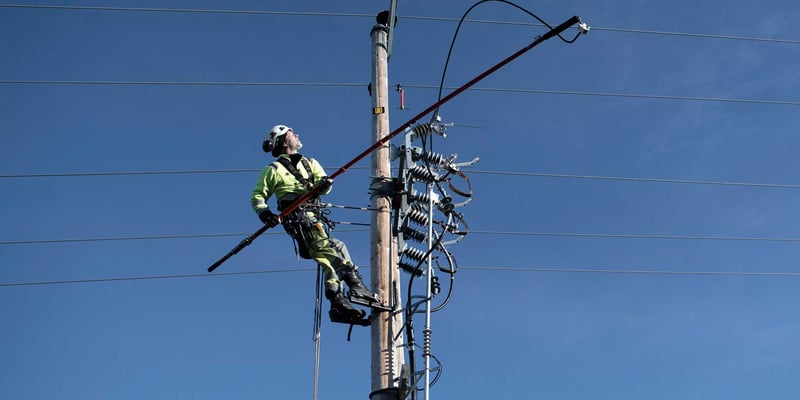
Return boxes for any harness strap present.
[274,155,316,191]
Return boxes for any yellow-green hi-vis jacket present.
[251,153,331,215]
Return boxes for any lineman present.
[251,124,379,324]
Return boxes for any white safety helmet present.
[262,124,293,156]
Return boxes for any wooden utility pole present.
[369,10,404,400]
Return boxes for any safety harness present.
[275,155,374,332]
[274,154,316,190]
[273,155,330,260]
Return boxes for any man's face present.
[284,129,303,151]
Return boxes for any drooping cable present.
[431,0,585,122]
[5,264,800,288]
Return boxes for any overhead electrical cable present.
[461,266,800,277]
[0,166,367,178]
[402,15,800,45]
[465,170,800,189]
[0,229,369,245]
[4,167,800,190]
[469,231,800,243]
[0,169,261,178]
[4,230,800,246]
[4,265,800,288]
[0,4,372,18]
[0,268,315,287]
[405,85,800,107]
[0,80,364,87]
[592,26,800,44]
[1,4,797,44]
[2,80,797,107]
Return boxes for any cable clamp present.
[578,20,591,35]
[369,176,395,199]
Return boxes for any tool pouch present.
[280,206,313,259]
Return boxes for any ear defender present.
[270,135,285,157]
[262,139,274,153]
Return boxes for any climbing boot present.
[340,268,383,308]
[326,287,367,324]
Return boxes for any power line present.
[409,85,800,107]
[0,168,260,178]
[470,230,800,243]
[401,15,800,45]
[1,232,277,245]
[3,229,799,246]
[3,80,799,107]
[0,4,373,18]
[0,166,369,179]
[4,265,799,287]
[593,26,800,45]
[0,80,364,87]
[4,167,800,190]
[0,229,368,245]
[466,170,800,189]
[460,266,800,277]
[2,4,798,44]
[0,268,315,287]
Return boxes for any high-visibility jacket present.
[251,153,331,215]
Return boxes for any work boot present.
[340,268,380,305]
[325,286,366,322]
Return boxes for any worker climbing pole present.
[252,124,381,328]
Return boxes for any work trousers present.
[281,207,355,291]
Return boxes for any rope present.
[312,264,323,400]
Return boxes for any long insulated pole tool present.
[208,15,584,273]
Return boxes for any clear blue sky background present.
[2,1,799,399]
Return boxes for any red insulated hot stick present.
[207,15,582,273]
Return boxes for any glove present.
[316,177,333,193]
[258,209,280,227]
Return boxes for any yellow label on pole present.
[373,107,386,115]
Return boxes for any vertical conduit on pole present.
[423,181,435,400]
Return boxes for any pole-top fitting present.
[376,10,390,25]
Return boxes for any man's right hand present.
[258,210,281,227]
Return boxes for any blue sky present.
[2,1,799,399]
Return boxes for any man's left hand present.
[317,178,333,193]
